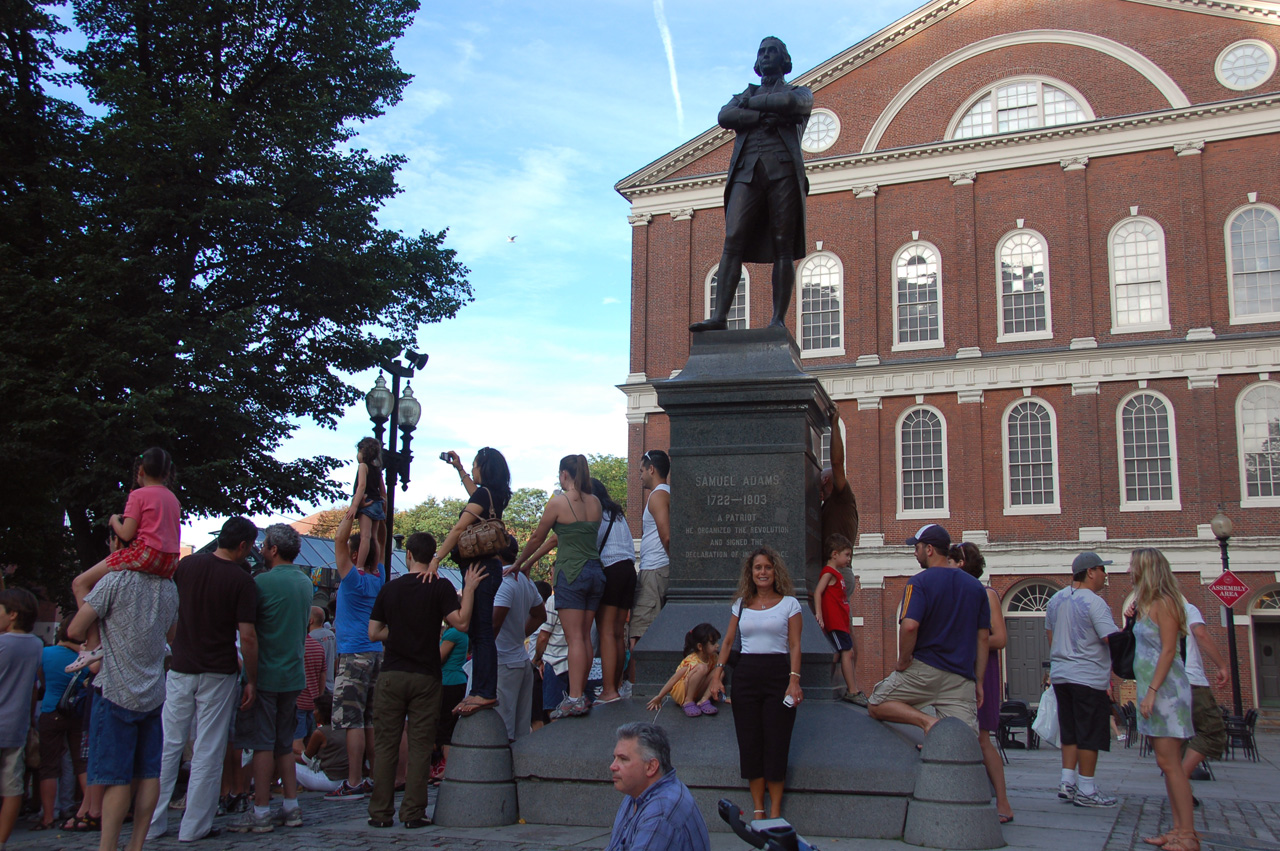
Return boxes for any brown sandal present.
[1143,832,1176,847]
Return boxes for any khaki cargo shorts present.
[630,565,669,640]
[869,658,979,734]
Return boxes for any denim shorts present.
[87,693,163,786]
[358,499,386,521]
[294,708,316,743]
[555,559,605,611]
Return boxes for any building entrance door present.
[1255,620,1280,707]
[1005,616,1050,705]
[1002,581,1060,706]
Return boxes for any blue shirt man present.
[607,722,709,851]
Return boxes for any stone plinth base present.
[512,699,916,838]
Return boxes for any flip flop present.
[454,698,498,716]
[697,700,718,716]
[999,813,1014,824]
[594,695,623,705]
[682,701,702,717]
[30,820,56,831]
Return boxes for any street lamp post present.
[1211,510,1245,717]
[364,350,428,566]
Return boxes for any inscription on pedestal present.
[684,471,788,563]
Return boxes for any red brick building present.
[616,0,1280,710]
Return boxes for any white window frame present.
[704,264,750,329]
[1002,397,1062,515]
[1116,389,1182,512]
[946,76,1095,140]
[796,251,845,358]
[1215,39,1277,92]
[892,241,945,353]
[1236,381,1280,508]
[1107,216,1171,335]
[995,228,1054,342]
[896,404,950,520]
[1225,203,1280,326]
[819,417,848,470]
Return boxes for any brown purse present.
[456,487,508,560]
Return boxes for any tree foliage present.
[587,453,628,511]
[0,0,471,581]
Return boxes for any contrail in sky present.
[652,0,684,135]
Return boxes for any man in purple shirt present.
[607,723,709,851]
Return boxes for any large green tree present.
[0,0,470,577]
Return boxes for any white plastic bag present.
[1032,685,1061,748]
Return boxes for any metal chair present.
[997,700,1039,750]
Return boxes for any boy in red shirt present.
[815,534,866,706]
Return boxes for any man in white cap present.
[1045,552,1120,808]
[868,524,990,736]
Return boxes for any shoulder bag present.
[456,487,508,561]
[1108,615,1136,680]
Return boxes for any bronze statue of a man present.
[690,37,812,333]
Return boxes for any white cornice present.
[1121,0,1280,23]
[622,95,1280,217]
[618,336,1280,415]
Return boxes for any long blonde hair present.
[734,546,794,606]
[1130,547,1188,636]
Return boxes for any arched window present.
[705,265,749,330]
[1118,391,1181,511]
[997,230,1052,340]
[898,406,948,517]
[1253,588,1280,612]
[1003,399,1060,514]
[1238,383,1280,507]
[1005,581,1061,615]
[950,78,1092,140]
[797,252,843,356]
[1108,217,1170,333]
[1226,205,1280,324]
[893,242,943,351]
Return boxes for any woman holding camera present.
[431,447,512,715]
[708,546,803,822]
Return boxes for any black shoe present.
[403,818,433,829]
[689,318,728,332]
[367,818,394,828]
[1193,795,1201,808]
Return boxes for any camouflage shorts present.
[333,651,382,729]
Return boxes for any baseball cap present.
[1071,552,1112,573]
[905,524,951,551]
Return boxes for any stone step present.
[1254,707,1280,731]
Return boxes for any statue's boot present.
[768,257,795,328]
[690,263,740,332]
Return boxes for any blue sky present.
[180,0,924,544]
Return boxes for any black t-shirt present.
[369,573,461,676]
[170,553,259,676]
[449,486,506,564]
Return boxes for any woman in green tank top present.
[511,454,604,718]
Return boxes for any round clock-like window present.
[801,108,841,154]
[1216,40,1276,91]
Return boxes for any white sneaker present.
[1073,788,1118,808]
[274,806,303,828]
[1058,782,1077,802]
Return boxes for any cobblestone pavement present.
[8,732,1280,851]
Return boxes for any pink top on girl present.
[123,485,182,553]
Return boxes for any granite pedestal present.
[633,326,838,699]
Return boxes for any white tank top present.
[639,484,670,571]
